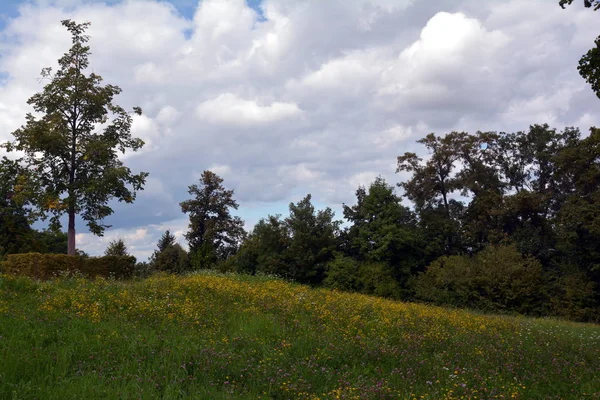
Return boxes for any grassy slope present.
[0,272,599,400]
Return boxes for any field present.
[0,272,599,399]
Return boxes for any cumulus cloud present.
[0,0,598,260]
[196,93,302,125]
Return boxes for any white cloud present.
[379,12,510,103]
[196,93,302,125]
[155,105,181,125]
[1,0,598,260]
[209,164,232,177]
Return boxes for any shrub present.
[0,253,136,280]
[324,254,402,299]
[358,261,403,299]
[413,244,548,315]
[324,254,361,292]
[549,271,599,322]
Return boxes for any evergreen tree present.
[104,238,129,257]
[284,194,340,284]
[180,171,245,269]
[343,177,423,292]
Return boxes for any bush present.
[0,253,136,280]
[413,244,548,315]
[549,271,599,322]
[324,254,402,299]
[324,254,361,292]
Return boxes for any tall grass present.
[1,272,599,399]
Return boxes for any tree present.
[559,0,600,11]
[232,215,290,276]
[284,194,340,284]
[553,127,600,287]
[35,229,68,254]
[559,0,600,100]
[397,133,466,255]
[343,177,423,292]
[180,171,245,269]
[0,158,40,257]
[149,230,190,273]
[2,20,148,255]
[152,243,189,274]
[156,230,176,253]
[104,238,129,257]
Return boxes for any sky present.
[0,0,598,261]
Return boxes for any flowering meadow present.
[0,272,599,399]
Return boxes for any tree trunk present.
[68,208,76,255]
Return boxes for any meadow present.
[0,271,599,399]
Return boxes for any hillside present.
[0,272,599,399]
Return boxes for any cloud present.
[196,93,302,125]
[1,0,598,260]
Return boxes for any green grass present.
[0,272,599,399]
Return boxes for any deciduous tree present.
[559,0,600,100]
[2,20,148,255]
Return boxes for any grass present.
[0,271,599,399]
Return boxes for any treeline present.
[140,124,599,322]
[2,123,599,321]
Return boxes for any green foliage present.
[156,229,176,253]
[229,195,339,285]
[152,244,190,274]
[549,271,599,321]
[343,177,423,291]
[559,1,600,100]
[323,254,361,292]
[0,253,136,280]
[104,238,129,257]
[1,20,148,255]
[397,133,467,255]
[559,0,600,11]
[180,171,245,269]
[228,215,289,276]
[324,254,402,299]
[413,245,548,315]
[578,36,600,100]
[149,230,190,274]
[0,158,41,258]
[283,194,340,284]
[35,230,68,254]
[553,127,600,286]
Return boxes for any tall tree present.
[2,20,148,255]
[553,127,600,285]
[180,171,245,269]
[397,132,467,254]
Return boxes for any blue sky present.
[0,0,264,30]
